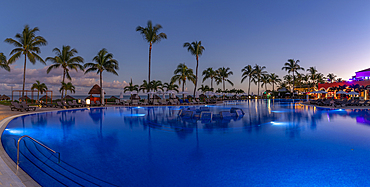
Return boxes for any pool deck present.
[0,101,368,186]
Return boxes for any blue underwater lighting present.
[271,121,290,126]
[124,114,146,117]
[4,128,24,134]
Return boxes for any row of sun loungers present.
[310,99,370,108]
[55,100,103,108]
[115,98,214,106]
[10,102,37,112]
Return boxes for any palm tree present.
[5,25,47,97]
[252,64,267,96]
[171,63,196,98]
[215,67,234,91]
[327,73,337,83]
[282,59,304,93]
[283,74,293,90]
[241,65,254,95]
[84,48,119,102]
[198,85,212,93]
[183,41,205,97]
[269,73,281,91]
[150,80,163,92]
[0,53,10,72]
[139,80,152,94]
[124,79,139,98]
[46,45,84,100]
[136,20,167,92]
[163,82,179,98]
[60,82,75,99]
[260,74,270,92]
[31,80,47,102]
[202,67,216,90]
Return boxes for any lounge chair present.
[152,99,160,105]
[95,100,102,106]
[20,102,36,111]
[10,102,24,111]
[80,100,87,107]
[131,100,139,106]
[68,101,78,108]
[159,99,168,105]
[115,99,120,105]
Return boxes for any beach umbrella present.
[336,91,348,95]
[119,92,124,99]
[318,90,328,94]
[348,91,359,95]
[205,91,214,96]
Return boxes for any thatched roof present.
[19,96,31,100]
[0,95,10,100]
[110,96,118,99]
[64,95,75,100]
[40,95,51,100]
[88,84,106,94]
[130,94,140,100]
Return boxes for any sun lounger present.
[10,102,24,111]
[21,102,36,111]
[131,100,139,106]
[95,100,102,106]
[68,101,78,108]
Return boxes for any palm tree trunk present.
[37,91,39,102]
[292,72,294,93]
[273,83,275,91]
[194,56,199,97]
[62,70,65,100]
[182,81,185,99]
[248,77,251,96]
[148,43,152,101]
[211,78,213,90]
[22,55,27,98]
[257,80,260,97]
[100,71,103,102]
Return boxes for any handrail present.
[17,135,60,170]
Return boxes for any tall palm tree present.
[171,63,196,98]
[202,67,216,90]
[5,25,47,97]
[282,59,304,93]
[60,82,75,99]
[241,65,254,95]
[136,20,167,93]
[124,79,139,98]
[215,67,233,91]
[283,74,293,90]
[269,73,281,91]
[0,53,10,72]
[31,80,47,101]
[46,45,84,100]
[252,64,267,96]
[84,48,119,101]
[183,41,205,97]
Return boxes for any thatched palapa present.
[88,84,106,95]
[64,95,75,100]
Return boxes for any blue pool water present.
[2,99,370,186]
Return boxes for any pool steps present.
[5,138,119,186]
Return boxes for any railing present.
[17,135,60,170]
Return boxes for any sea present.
[7,94,186,101]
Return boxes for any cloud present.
[0,66,128,94]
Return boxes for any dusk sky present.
[0,0,369,95]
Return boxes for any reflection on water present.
[4,99,370,186]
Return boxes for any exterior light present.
[86,99,91,105]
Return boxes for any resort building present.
[318,68,370,99]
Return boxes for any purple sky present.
[0,0,369,95]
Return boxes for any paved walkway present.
[0,105,63,187]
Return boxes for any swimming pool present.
[2,99,370,186]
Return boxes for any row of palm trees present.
[2,25,119,101]
[1,23,339,100]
